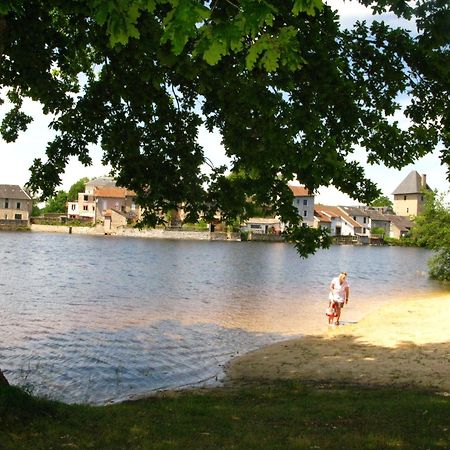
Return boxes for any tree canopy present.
[370,195,393,208]
[67,177,89,202]
[411,190,450,283]
[41,190,68,214]
[1,0,449,255]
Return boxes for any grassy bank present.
[1,382,449,449]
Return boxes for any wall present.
[393,193,424,216]
[30,224,220,240]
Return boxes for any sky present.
[0,0,448,205]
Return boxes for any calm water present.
[0,232,447,404]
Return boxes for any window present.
[83,205,88,211]
[71,204,76,211]
[406,208,409,213]
[303,210,308,217]
[84,195,88,201]
[404,195,407,200]
[296,199,300,205]
[363,217,367,224]
[14,214,22,220]
[5,200,8,208]
[303,199,308,206]
[16,202,21,209]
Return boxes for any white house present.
[314,204,362,236]
[289,185,315,227]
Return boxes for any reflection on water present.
[0,232,447,404]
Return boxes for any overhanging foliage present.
[1,0,449,255]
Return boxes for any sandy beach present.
[226,293,450,392]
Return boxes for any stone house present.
[0,184,33,227]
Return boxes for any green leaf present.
[203,39,228,66]
[292,0,324,16]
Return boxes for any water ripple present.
[0,232,447,404]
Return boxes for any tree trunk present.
[0,369,9,385]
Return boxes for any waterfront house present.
[366,209,391,236]
[383,214,413,239]
[67,177,139,227]
[0,184,33,228]
[314,204,362,237]
[392,170,431,217]
[339,206,371,237]
[313,208,332,232]
[241,217,282,234]
[289,185,315,227]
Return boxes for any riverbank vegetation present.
[411,191,450,283]
[1,382,449,449]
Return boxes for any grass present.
[1,381,449,449]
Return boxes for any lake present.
[0,232,447,404]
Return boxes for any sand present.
[226,293,450,392]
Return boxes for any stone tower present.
[392,170,431,216]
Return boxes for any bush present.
[428,250,450,284]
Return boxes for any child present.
[326,301,336,325]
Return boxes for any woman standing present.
[328,272,350,325]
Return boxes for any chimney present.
[421,174,427,188]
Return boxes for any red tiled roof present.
[314,210,332,223]
[289,185,312,197]
[315,204,362,228]
[94,187,136,198]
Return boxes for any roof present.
[288,185,313,197]
[86,177,117,188]
[384,214,412,231]
[94,187,136,198]
[0,185,31,200]
[315,204,340,219]
[340,206,370,217]
[315,204,361,228]
[366,210,391,221]
[104,208,128,218]
[392,170,431,195]
[314,210,332,223]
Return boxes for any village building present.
[241,217,282,234]
[289,185,315,227]
[313,208,332,232]
[366,209,391,236]
[67,177,139,227]
[0,184,33,228]
[314,204,362,237]
[392,170,431,217]
[339,206,371,236]
[383,214,413,239]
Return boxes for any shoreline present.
[225,292,450,393]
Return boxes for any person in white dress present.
[328,272,350,325]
